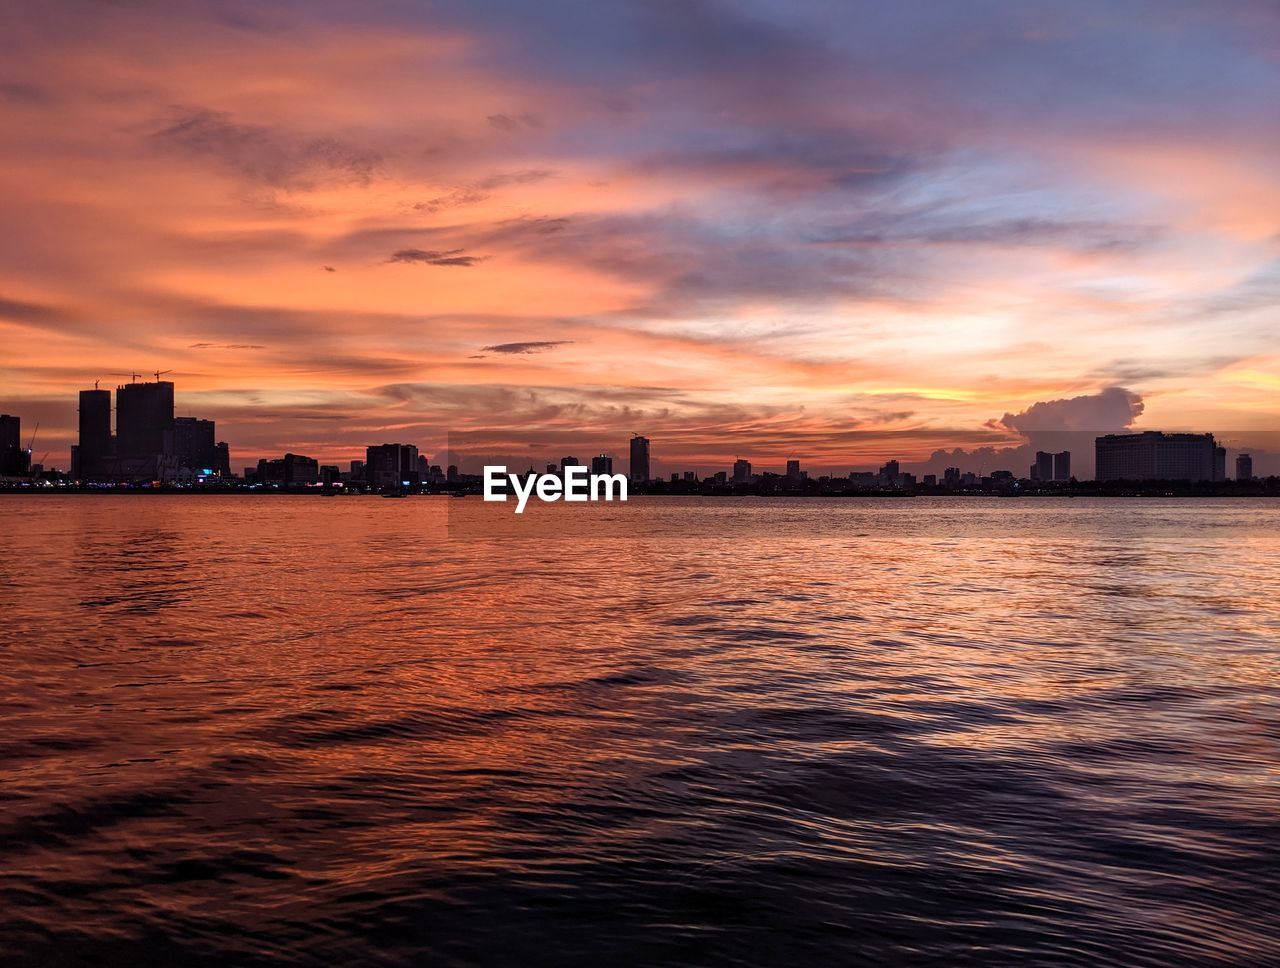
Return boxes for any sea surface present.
[1,495,1278,967]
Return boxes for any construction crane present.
[154,369,173,381]
[27,421,38,453]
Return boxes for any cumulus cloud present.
[994,387,1145,433]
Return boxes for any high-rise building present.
[591,454,613,475]
[1033,451,1054,481]
[1236,453,1253,481]
[879,459,900,484]
[167,417,217,473]
[1213,446,1226,482]
[214,442,231,478]
[77,388,113,480]
[0,414,28,476]
[560,456,580,471]
[1095,432,1219,482]
[629,435,650,483]
[366,443,419,489]
[713,471,727,485]
[943,466,961,486]
[116,380,174,469]
[732,458,752,482]
[1053,451,1071,481]
[683,470,695,482]
[786,459,801,480]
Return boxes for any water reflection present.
[1,496,1278,966]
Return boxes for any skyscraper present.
[116,379,174,475]
[591,454,613,475]
[1053,451,1071,481]
[1236,453,1253,481]
[366,443,420,489]
[732,458,752,482]
[0,414,27,476]
[167,417,217,473]
[1095,432,1219,482]
[77,388,112,480]
[214,442,231,478]
[786,459,801,480]
[1033,451,1054,481]
[629,435,650,483]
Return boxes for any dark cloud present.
[322,265,336,273]
[480,340,573,354]
[414,169,559,213]
[486,113,538,132]
[152,109,381,188]
[189,342,266,350]
[0,294,64,323]
[386,248,484,267]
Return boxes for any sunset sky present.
[2,1,1278,473]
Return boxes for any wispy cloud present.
[385,248,484,267]
[480,340,573,355]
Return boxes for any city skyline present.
[2,2,1279,473]
[0,374,1272,485]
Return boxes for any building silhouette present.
[1031,451,1053,481]
[591,454,613,475]
[115,380,174,476]
[256,453,319,486]
[786,459,801,480]
[366,443,419,489]
[167,417,217,475]
[76,388,113,480]
[1236,453,1253,481]
[629,435,650,483]
[0,414,28,476]
[732,458,752,482]
[1095,432,1220,482]
[1053,451,1071,481]
[214,441,231,478]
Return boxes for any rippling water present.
[2,496,1278,966]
